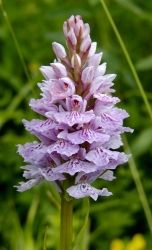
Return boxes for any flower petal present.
[95,63,107,77]
[40,66,56,80]
[47,140,79,157]
[94,94,120,106]
[40,167,65,181]
[15,178,41,192]
[22,165,42,179]
[88,42,97,57]
[100,170,116,181]
[85,148,120,167]
[52,110,95,126]
[66,183,112,200]
[29,98,58,115]
[51,63,67,78]
[90,74,116,95]
[17,142,47,164]
[40,77,75,102]
[66,129,110,144]
[104,135,123,149]
[87,53,102,67]
[81,66,95,87]
[53,159,97,176]
[23,119,57,142]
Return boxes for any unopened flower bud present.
[82,23,90,38]
[71,54,81,68]
[74,19,83,37]
[67,28,77,47]
[80,35,91,53]
[52,42,67,59]
[68,15,75,28]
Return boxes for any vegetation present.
[0,0,152,249]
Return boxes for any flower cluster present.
[16,15,133,200]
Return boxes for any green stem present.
[60,194,73,250]
[100,0,152,121]
[123,136,152,233]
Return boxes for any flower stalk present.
[60,193,73,250]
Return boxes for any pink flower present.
[16,15,133,200]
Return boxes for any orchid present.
[16,15,132,202]
[16,15,133,250]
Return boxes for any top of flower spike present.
[52,15,97,67]
[16,15,133,201]
[63,15,91,51]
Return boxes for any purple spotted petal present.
[39,77,75,102]
[90,74,116,95]
[15,178,42,192]
[40,167,65,181]
[66,95,87,112]
[75,169,102,184]
[94,94,120,106]
[85,148,120,167]
[23,119,57,142]
[104,152,129,169]
[52,110,95,126]
[29,98,58,116]
[85,152,130,172]
[66,183,112,200]
[47,140,79,157]
[22,165,42,179]
[77,169,116,183]
[64,129,110,144]
[17,142,47,164]
[53,159,97,176]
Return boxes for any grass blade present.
[0,0,31,81]
[114,0,152,22]
[99,0,152,121]
[123,136,152,233]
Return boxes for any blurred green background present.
[0,0,152,249]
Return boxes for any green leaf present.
[43,226,48,250]
[131,128,152,156]
[136,55,152,71]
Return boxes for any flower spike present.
[16,15,133,200]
